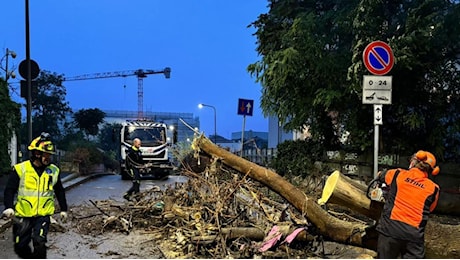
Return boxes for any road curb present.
[62,172,116,190]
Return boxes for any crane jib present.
[63,68,171,81]
[62,67,171,119]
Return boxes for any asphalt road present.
[65,173,188,206]
[0,172,188,258]
[0,171,185,211]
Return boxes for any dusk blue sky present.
[3,1,269,139]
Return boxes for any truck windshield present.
[124,127,165,145]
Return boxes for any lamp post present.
[1,48,17,82]
[198,103,217,143]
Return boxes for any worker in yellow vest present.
[2,132,68,259]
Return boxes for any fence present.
[239,148,407,180]
[240,148,277,166]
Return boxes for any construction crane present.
[64,68,171,119]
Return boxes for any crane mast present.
[64,67,171,118]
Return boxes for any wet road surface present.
[0,173,188,259]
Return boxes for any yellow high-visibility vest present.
[14,161,60,217]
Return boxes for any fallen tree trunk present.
[192,136,460,258]
[317,170,383,220]
[192,135,378,250]
[190,226,311,244]
[318,170,460,217]
[319,170,460,258]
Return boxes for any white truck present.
[119,120,176,180]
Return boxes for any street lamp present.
[198,103,217,143]
[1,48,17,82]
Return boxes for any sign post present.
[237,98,254,156]
[363,41,394,177]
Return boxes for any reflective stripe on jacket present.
[126,145,143,169]
[13,161,60,217]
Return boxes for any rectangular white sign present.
[363,75,392,90]
[363,75,392,104]
[362,90,392,104]
[374,104,383,125]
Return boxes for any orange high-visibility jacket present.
[376,167,439,241]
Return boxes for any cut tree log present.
[318,170,460,217]
[191,135,379,250]
[192,135,460,258]
[319,170,460,258]
[317,170,383,220]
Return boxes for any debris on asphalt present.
[66,157,377,259]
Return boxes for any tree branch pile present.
[188,135,460,259]
[67,137,377,258]
[66,134,460,258]
[70,169,330,258]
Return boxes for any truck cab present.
[119,120,175,180]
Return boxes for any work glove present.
[2,208,14,219]
[145,163,154,168]
[50,216,57,224]
[60,211,68,223]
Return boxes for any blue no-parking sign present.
[363,41,394,76]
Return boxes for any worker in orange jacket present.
[375,150,440,258]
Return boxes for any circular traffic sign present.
[19,59,40,79]
[363,41,394,76]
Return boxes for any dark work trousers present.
[125,167,141,196]
[13,215,50,259]
[377,232,425,259]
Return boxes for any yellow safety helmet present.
[28,132,56,154]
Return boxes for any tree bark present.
[319,170,460,258]
[192,135,460,258]
[190,226,310,244]
[317,170,383,220]
[319,170,460,219]
[192,135,378,250]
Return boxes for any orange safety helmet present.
[414,150,440,176]
[28,132,56,154]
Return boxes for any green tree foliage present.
[65,140,103,175]
[249,0,460,161]
[0,79,21,173]
[269,139,325,177]
[97,122,120,157]
[349,0,460,159]
[248,0,358,150]
[96,123,121,171]
[25,70,72,142]
[73,108,106,138]
[59,127,86,151]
